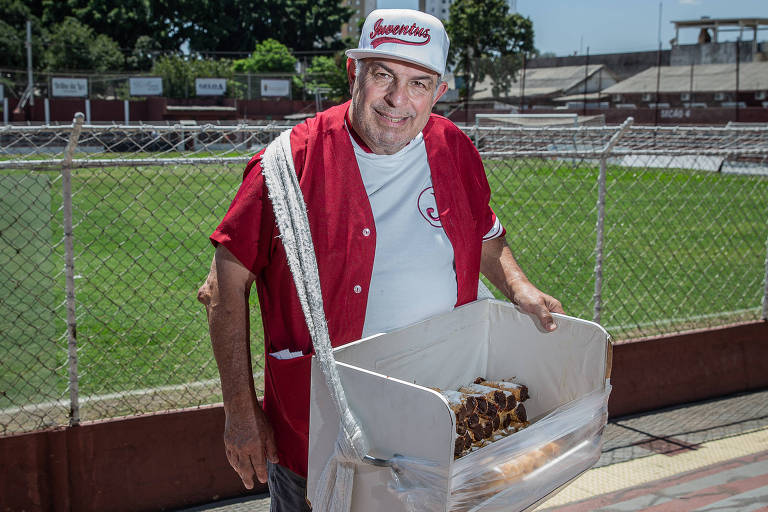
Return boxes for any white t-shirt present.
[349,130,503,337]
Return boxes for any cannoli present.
[475,378,530,402]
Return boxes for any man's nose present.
[384,80,409,107]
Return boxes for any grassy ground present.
[1,157,766,422]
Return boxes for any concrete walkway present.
[177,388,768,511]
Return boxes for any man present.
[197,9,563,510]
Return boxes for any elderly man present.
[197,9,562,510]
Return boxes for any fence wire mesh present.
[1,117,767,435]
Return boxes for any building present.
[341,0,379,39]
[471,64,618,110]
[602,61,768,109]
[670,17,768,65]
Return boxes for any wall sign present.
[195,78,226,96]
[52,78,88,97]
[129,77,163,96]
[260,79,291,97]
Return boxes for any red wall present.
[5,98,319,123]
[0,406,266,512]
[608,321,768,416]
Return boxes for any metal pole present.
[654,2,662,126]
[26,21,34,107]
[583,47,589,115]
[735,38,740,122]
[519,52,526,112]
[594,117,634,324]
[3,98,8,124]
[62,113,85,426]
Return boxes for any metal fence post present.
[593,117,634,325]
[62,112,85,426]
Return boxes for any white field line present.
[0,371,263,416]
[604,307,761,334]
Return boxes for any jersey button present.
[353,285,362,294]
[362,228,371,237]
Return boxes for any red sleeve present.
[209,150,276,275]
[449,120,506,240]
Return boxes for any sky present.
[378,0,768,56]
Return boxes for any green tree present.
[178,0,353,53]
[151,55,235,99]
[125,35,163,71]
[232,39,297,73]
[44,17,124,72]
[281,0,354,51]
[479,53,523,99]
[303,54,350,102]
[445,0,534,100]
[0,0,44,70]
[41,0,177,52]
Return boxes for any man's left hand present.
[480,236,564,331]
[509,281,564,332]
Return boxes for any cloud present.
[679,0,700,4]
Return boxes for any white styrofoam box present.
[308,299,611,511]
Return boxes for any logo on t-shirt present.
[417,187,442,227]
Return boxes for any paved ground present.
[176,388,768,512]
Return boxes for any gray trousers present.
[268,462,312,512]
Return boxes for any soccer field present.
[1,157,767,417]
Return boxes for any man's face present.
[348,58,448,155]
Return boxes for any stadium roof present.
[472,64,615,100]
[602,61,768,94]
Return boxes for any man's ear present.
[432,82,449,106]
[346,58,357,96]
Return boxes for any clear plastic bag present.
[387,386,611,512]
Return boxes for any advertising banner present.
[260,79,291,97]
[52,78,88,97]
[195,78,226,96]
[129,77,163,96]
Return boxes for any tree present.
[479,54,523,99]
[44,17,124,72]
[0,0,44,70]
[178,0,353,54]
[151,55,235,99]
[126,35,163,71]
[41,0,177,52]
[303,54,350,102]
[232,39,297,74]
[445,0,534,100]
[281,0,354,51]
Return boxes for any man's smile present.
[373,107,412,125]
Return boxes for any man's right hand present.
[223,399,279,488]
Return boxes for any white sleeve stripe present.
[482,217,504,241]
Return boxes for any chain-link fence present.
[1,116,767,435]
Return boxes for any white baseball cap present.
[345,9,450,76]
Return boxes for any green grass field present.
[1,157,766,420]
